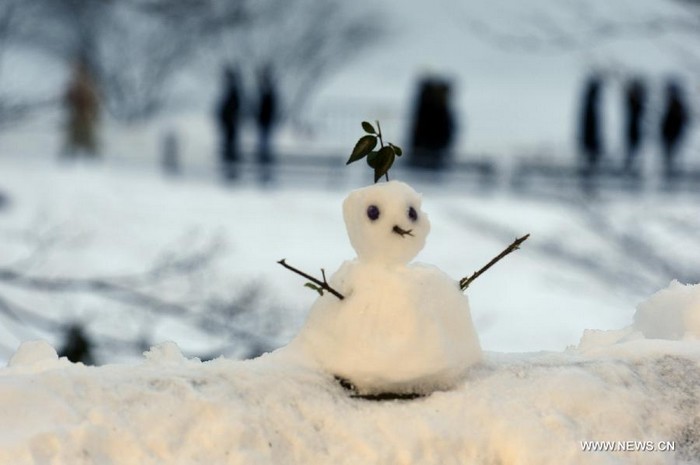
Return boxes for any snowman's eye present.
[367,205,380,221]
[408,206,418,222]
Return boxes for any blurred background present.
[0,0,699,365]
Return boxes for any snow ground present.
[2,155,699,362]
[1,1,700,460]
[1,335,699,465]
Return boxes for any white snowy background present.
[1,0,700,463]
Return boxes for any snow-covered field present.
[2,156,699,361]
[1,155,699,463]
[1,300,699,464]
[1,0,700,461]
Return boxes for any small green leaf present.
[373,147,395,182]
[377,145,394,161]
[346,135,377,165]
[361,121,376,134]
[304,282,324,296]
[389,143,403,156]
[366,151,379,168]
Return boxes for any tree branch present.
[0,267,191,316]
[444,0,700,54]
[0,231,286,364]
[277,259,344,300]
[460,234,530,291]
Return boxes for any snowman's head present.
[343,180,431,265]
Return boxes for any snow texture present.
[635,280,700,340]
[1,171,699,462]
[1,337,699,465]
[2,156,698,357]
[293,181,481,394]
[1,163,699,462]
[8,340,61,369]
[579,281,700,352]
[342,181,430,266]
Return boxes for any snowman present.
[289,180,482,396]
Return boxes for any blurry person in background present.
[623,77,647,174]
[256,65,277,185]
[161,129,180,176]
[62,57,100,158]
[578,73,604,174]
[408,76,455,171]
[217,66,242,180]
[58,324,95,365]
[660,78,690,179]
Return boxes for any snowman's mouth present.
[392,225,414,237]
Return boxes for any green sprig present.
[346,120,403,183]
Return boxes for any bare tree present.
[93,3,200,122]
[12,0,113,64]
[0,1,18,72]
[4,0,380,125]
[213,0,382,123]
[133,0,252,35]
[442,0,700,54]
[449,193,700,299]
[108,0,256,121]
[0,0,51,128]
[136,0,382,122]
[9,0,222,123]
[0,233,285,363]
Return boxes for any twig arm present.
[460,234,530,291]
[278,259,345,300]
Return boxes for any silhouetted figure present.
[409,77,455,171]
[256,66,277,184]
[62,58,100,158]
[623,77,647,173]
[660,80,690,179]
[58,324,95,365]
[579,75,604,173]
[161,130,180,176]
[217,67,242,180]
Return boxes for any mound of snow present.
[635,280,700,340]
[1,338,699,464]
[578,281,700,353]
[8,340,60,369]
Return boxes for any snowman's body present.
[293,181,482,394]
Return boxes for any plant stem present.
[376,120,384,148]
[277,259,345,300]
[459,234,530,291]
[375,120,390,181]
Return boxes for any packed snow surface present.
[1,335,699,465]
[1,161,699,463]
[635,280,700,340]
[294,181,481,394]
[2,157,699,359]
[579,280,700,352]
[1,275,700,464]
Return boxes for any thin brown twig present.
[460,234,530,291]
[277,259,345,300]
